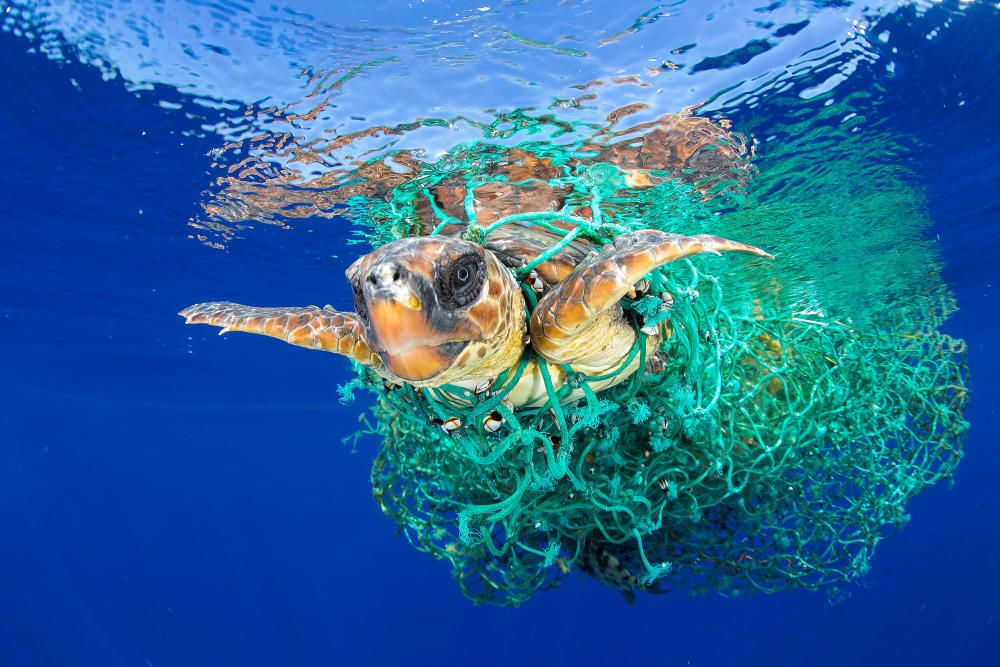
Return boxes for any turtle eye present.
[438,253,486,309]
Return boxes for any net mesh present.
[337,135,969,606]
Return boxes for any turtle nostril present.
[369,262,404,289]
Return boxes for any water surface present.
[1,1,998,665]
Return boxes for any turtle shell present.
[335,113,748,291]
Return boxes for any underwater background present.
[1,0,997,665]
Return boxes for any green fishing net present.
[336,131,970,606]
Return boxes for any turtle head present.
[347,237,522,383]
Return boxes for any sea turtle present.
[181,230,767,408]
[181,117,770,408]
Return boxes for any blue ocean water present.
[1,0,997,665]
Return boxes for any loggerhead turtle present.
[181,120,771,409]
[181,230,767,408]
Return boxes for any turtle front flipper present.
[179,302,381,367]
[529,231,771,368]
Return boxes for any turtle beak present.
[360,260,466,381]
[366,298,466,382]
[357,256,474,382]
[363,261,428,352]
[368,297,436,354]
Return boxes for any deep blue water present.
[1,1,998,665]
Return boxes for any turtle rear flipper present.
[529,231,770,367]
[180,302,380,367]
[578,540,665,603]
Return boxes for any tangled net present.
[336,130,970,606]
